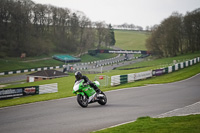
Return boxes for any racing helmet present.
[75,71,82,80]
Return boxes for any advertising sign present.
[23,86,39,95]
[0,88,23,99]
[108,50,141,54]
[134,70,152,81]
[152,69,165,76]
[88,49,148,55]
[0,86,39,99]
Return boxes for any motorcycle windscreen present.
[73,79,84,92]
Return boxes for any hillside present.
[115,30,150,50]
[0,30,147,73]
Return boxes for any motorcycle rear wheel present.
[98,92,107,105]
[77,94,88,108]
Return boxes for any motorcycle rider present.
[75,71,101,94]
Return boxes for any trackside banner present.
[134,70,152,81]
[0,86,39,99]
[88,49,148,55]
[111,70,152,86]
[152,69,165,76]
[108,50,142,54]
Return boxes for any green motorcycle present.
[72,79,107,108]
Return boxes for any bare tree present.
[95,21,107,49]
[184,8,200,52]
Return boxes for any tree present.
[78,12,92,55]
[108,24,116,46]
[145,25,164,57]
[95,21,107,49]
[146,12,184,57]
[184,8,200,52]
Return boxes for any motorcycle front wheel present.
[77,94,88,108]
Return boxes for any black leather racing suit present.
[75,75,100,93]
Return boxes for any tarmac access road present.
[0,74,200,133]
[0,75,27,84]
[89,58,143,72]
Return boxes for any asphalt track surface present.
[0,74,200,133]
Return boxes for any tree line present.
[0,0,115,57]
[146,8,200,57]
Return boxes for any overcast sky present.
[32,0,200,28]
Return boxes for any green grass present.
[115,30,149,50]
[94,115,200,133]
[80,53,117,62]
[0,58,63,73]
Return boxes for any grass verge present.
[93,115,200,133]
[115,30,149,50]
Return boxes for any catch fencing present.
[95,75,110,87]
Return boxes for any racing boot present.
[94,85,101,94]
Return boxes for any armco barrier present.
[120,75,128,84]
[111,70,152,86]
[111,75,121,86]
[159,57,199,76]
[111,57,199,86]
[39,83,58,94]
[111,74,130,86]
[128,73,135,83]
